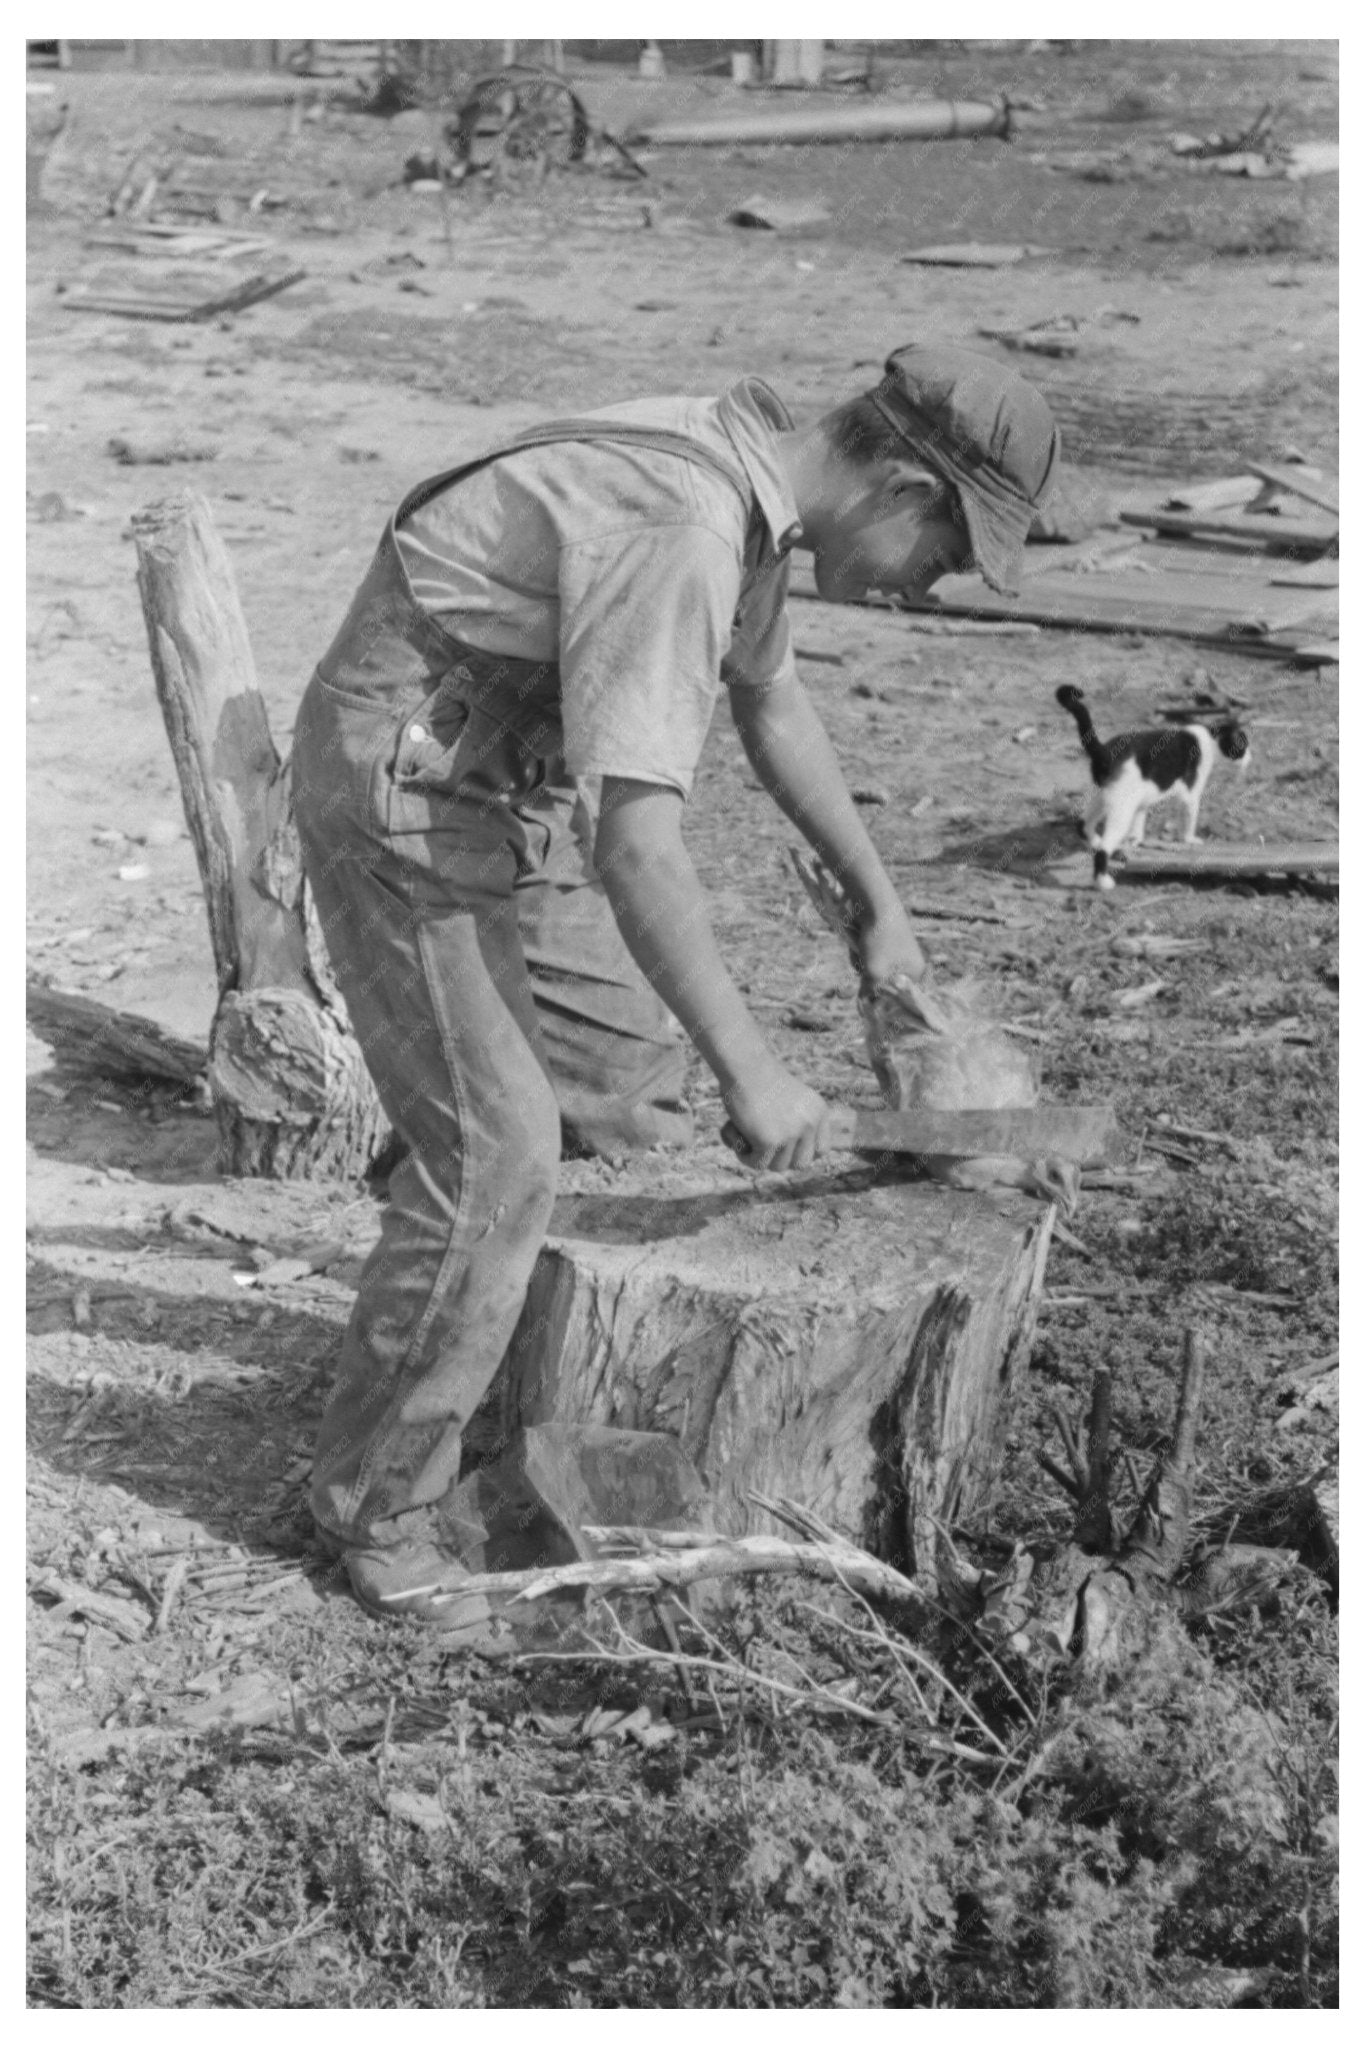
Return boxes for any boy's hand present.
[856,904,931,988]
[722,1062,832,1172]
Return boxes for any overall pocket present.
[390,678,474,794]
[386,676,546,840]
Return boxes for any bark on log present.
[131,491,388,1179]
[26,975,207,1091]
[470,1165,1054,1584]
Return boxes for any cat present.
[1056,685,1250,891]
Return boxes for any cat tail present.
[1055,685,1107,774]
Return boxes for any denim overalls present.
[291,420,754,1547]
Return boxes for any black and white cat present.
[1056,685,1250,891]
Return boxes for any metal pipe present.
[632,97,1011,148]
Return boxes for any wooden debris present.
[902,241,1051,267]
[108,435,219,466]
[1046,841,1337,889]
[902,533,1337,660]
[1110,934,1200,959]
[1244,461,1339,516]
[132,492,388,1179]
[25,975,207,1090]
[436,1522,927,1615]
[1118,506,1337,551]
[154,1556,189,1634]
[64,269,305,324]
[1270,557,1338,588]
[1285,641,1339,667]
[87,223,274,263]
[1161,476,1265,513]
[30,1572,150,1642]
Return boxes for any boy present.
[291,343,1061,1623]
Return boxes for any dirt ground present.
[27,42,1338,2008]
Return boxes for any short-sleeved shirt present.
[394,378,802,798]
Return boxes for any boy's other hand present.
[722,1062,832,1172]
[856,904,930,988]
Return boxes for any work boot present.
[318,1528,501,1641]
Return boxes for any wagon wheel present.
[451,68,591,186]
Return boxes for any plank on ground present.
[908,574,1336,647]
[1119,507,1337,551]
[1244,461,1339,516]
[1044,842,1338,887]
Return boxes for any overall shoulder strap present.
[395,418,752,527]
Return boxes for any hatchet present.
[722,1102,1117,1168]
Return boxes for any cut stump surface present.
[471,1153,1054,1583]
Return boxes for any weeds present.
[27,1554,1338,2011]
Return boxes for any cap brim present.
[954,484,1034,596]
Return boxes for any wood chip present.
[30,1573,149,1642]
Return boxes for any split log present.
[470,1162,1055,1585]
[25,975,206,1091]
[131,491,388,1179]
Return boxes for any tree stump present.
[469,1158,1054,1580]
[131,491,388,1180]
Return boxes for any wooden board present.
[908,578,1336,646]
[63,268,304,322]
[1119,507,1337,551]
[86,227,275,263]
[1244,461,1339,516]
[791,538,1337,659]
[1271,557,1339,588]
[1045,842,1338,888]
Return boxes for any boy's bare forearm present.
[732,676,902,922]
[594,781,775,1092]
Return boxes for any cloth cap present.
[867,344,1062,594]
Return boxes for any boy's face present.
[810,471,973,606]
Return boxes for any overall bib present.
[291,419,753,1547]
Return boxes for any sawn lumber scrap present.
[896,553,1337,656]
[1118,506,1337,550]
[1244,461,1339,516]
[1047,842,1338,887]
[63,268,305,322]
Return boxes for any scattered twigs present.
[516,1630,901,1731]
[1149,1117,1240,1155]
[154,1555,189,1635]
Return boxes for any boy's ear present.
[878,457,946,498]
